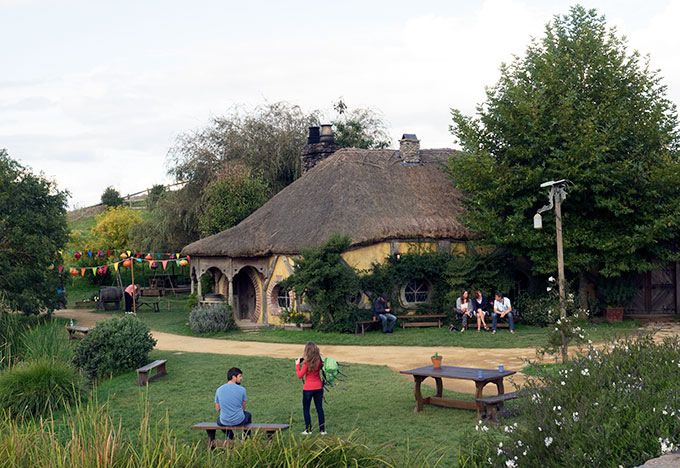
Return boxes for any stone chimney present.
[301,124,340,174]
[399,134,421,164]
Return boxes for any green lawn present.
[95,350,472,467]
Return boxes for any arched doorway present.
[233,267,259,321]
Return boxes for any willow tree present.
[449,5,680,304]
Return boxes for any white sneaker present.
[301,430,311,435]
[320,431,327,435]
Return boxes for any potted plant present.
[431,352,443,369]
[599,275,638,322]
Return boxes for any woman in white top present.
[452,290,474,332]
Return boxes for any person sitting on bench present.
[451,289,474,332]
[472,290,490,331]
[215,367,252,439]
[492,292,515,335]
[373,294,396,333]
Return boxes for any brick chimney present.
[399,134,421,164]
[301,124,340,174]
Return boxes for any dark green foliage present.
[100,186,124,207]
[184,292,198,311]
[281,234,360,333]
[445,246,515,303]
[514,292,557,327]
[189,304,236,333]
[449,6,680,281]
[461,336,680,467]
[0,358,83,418]
[0,150,69,315]
[73,316,156,379]
[198,164,269,236]
[360,250,451,314]
[598,274,638,307]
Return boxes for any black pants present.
[302,389,325,432]
[217,411,252,440]
[124,292,133,312]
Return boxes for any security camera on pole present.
[534,179,569,363]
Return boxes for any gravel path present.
[54,308,677,395]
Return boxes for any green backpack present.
[321,357,347,390]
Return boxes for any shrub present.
[189,304,236,333]
[0,311,45,369]
[0,358,83,418]
[20,322,74,363]
[74,316,156,379]
[460,335,680,468]
[100,186,123,207]
[184,292,198,311]
[310,306,369,334]
[513,292,557,327]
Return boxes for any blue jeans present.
[377,313,397,332]
[217,411,252,439]
[492,312,514,331]
[302,389,325,432]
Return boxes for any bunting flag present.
[88,251,93,258]
[162,260,168,270]
[127,250,131,257]
[80,268,85,277]
[58,265,64,274]
[91,267,96,276]
[187,255,190,262]
[107,250,111,257]
[114,262,119,272]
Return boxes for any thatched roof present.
[182,148,471,257]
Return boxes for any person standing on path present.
[373,294,396,333]
[124,284,139,314]
[215,367,252,439]
[295,342,326,435]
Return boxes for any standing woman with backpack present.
[295,341,326,435]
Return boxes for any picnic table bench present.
[400,365,516,419]
[397,314,447,328]
[136,299,160,312]
[191,422,290,448]
[66,325,90,340]
[476,392,518,424]
[136,359,167,386]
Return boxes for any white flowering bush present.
[458,335,680,467]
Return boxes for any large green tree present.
[198,164,269,237]
[449,6,680,299]
[0,150,69,314]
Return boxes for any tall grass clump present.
[21,321,74,363]
[74,315,156,379]
[0,358,83,418]
[459,334,680,468]
[0,310,22,368]
[0,395,442,468]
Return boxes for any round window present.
[403,280,430,304]
[273,285,291,309]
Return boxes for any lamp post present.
[534,179,568,363]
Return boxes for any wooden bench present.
[136,300,160,312]
[191,422,290,448]
[397,314,447,328]
[355,319,380,336]
[454,309,521,330]
[66,325,90,340]
[476,392,517,424]
[136,359,168,386]
[141,287,162,297]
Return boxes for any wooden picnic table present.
[400,365,516,419]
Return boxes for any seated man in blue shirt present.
[215,367,252,439]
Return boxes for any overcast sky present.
[2,0,679,209]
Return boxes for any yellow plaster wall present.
[343,243,391,271]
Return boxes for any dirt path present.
[54,309,678,395]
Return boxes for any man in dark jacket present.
[373,294,396,333]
